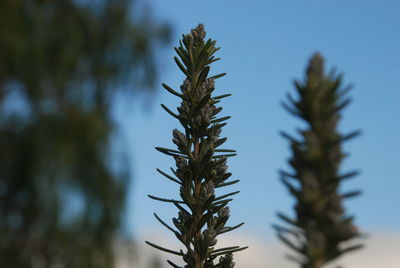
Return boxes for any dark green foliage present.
[0,1,170,267]
[146,24,247,268]
[276,53,363,268]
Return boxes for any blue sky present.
[118,0,400,240]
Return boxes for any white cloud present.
[127,230,400,268]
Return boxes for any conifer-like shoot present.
[146,24,247,268]
[275,53,363,268]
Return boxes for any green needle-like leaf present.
[145,241,184,256]
[148,24,245,267]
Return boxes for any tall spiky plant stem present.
[275,53,363,268]
[146,24,246,268]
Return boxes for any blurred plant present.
[146,24,247,268]
[275,53,363,268]
[0,0,170,267]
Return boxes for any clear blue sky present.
[118,0,400,239]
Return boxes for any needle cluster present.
[275,53,363,268]
[146,24,247,268]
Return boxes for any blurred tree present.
[149,255,163,268]
[0,0,170,267]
